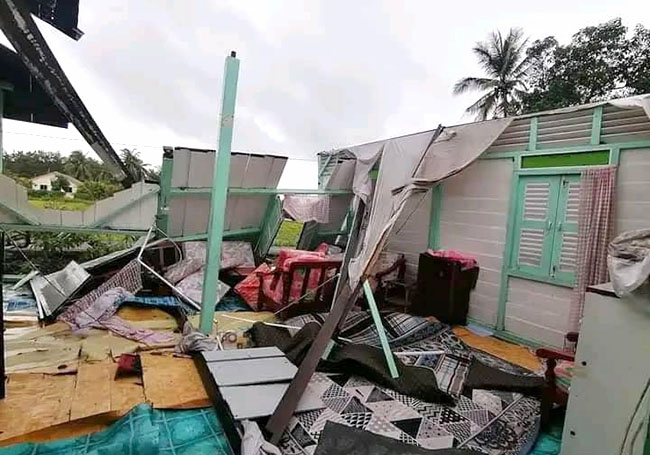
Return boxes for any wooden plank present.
[70,362,112,420]
[202,346,284,363]
[221,383,323,420]
[207,357,297,386]
[0,373,76,441]
[141,353,211,409]
[267,199,366,443]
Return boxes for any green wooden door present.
[550,175,580,285]
[511,175,561,278]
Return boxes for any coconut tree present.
[120,148,152,181]
[454,28,530,120]
[64,151,93,181]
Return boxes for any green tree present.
[50,174,70,192]
[626,24,650,94]
[120,148,153,181]
[4,150,65,177]
[76,180,121,200]
[454,28,531,120]
[520,19,649,112]
[64,151,94,181]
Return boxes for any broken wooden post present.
[199,51,240,334]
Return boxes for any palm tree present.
[64,151,93,181]
[120,148,152,181]
[454,28,530,120]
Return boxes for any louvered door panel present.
[551,176,580,284]
[512,176,560,277]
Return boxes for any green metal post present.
[362,279,399,379]
[496,158,520,331]
[590,106,603,146]
[428,184,443,249]
[199,51,240,334]
[156,148,173,234]
[0,88,4,173]
[528,117,538,151]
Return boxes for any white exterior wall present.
[504,278,572,347]
[385,191,432,282]
[614,148,650,234]
[502,148,650,347]
[439,159,513,326]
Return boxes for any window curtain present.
[568,166,617,332]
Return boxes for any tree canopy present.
[453,28,530,120]
[457,18,650,118]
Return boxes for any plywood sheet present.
[70,360,146,421]
[70,362,113,420]
[0,373,76,441]
[141,353,210,409]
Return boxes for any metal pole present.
[0,88,4,174]
[155,147,174,235]
[199,51,240,334]
[0,232,5,399]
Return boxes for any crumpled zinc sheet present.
[608,228,650,298]
[345,118,512,286]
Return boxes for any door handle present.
[546,220,554,231]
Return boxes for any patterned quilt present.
[278,312,541,455]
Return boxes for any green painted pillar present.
[199,52,240,334]
[155,148,173,235]
[362,279,399,379]
[0,88,4,174]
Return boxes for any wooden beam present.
[0,224,148,236]
[528,117,538,151]
[428,185,442,249]
[590,106,603,146]
[266,199,366,443]
[199,52,240,334]
[155,149,174,234]
[170,187,352,196]
[362,279,399,378]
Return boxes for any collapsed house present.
[1,19,650,450]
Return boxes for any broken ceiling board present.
[30,261,91,318]
[0,373,77,441]
[220,383,323,420]
[140,353,211,409]
[206,356,297,387]
[201,346,283,362]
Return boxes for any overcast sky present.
[2,0,649,187]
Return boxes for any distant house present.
[31,171,82,198]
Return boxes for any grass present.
[274,219,303,247]
[28,199,94,211]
